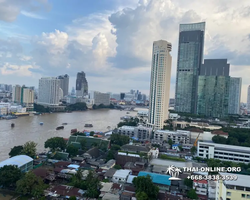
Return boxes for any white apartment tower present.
[38,77,60,106]
[247,85,250,111]
[148,40,172,130]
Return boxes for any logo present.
[166,165,182,180]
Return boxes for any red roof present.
[194,179,208,184]
[212,130,228,136]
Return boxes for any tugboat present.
[11,123,15,128]
[84,124,93,127]
[56,126,64,130]
[62,123,68,125]
[40,122,43,125]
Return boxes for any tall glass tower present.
[175,22,205,113]
[148,40,172,130]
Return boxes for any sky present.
[0,0,250,102]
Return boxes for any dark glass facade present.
[175,22,205,114]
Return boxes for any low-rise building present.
[0,105,7,115]
[100,159,116,170]
[153,130,191,144]
[0,155,33,172]
[216,173,250,200]
[0,102,11,113]
[193,179,208,198]
[112,169,132,183]
[198,141,250,163]
[117,125,153,141]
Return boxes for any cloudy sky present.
[0,0,250,102]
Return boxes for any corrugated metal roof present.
[138,171,171,186]
[0,155,33,168]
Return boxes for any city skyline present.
[0,0,250,102]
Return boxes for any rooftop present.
[150,158,192,168]
[220,173,250,187]
[127,175,136,184]
[138,171,171,186]
[113,169,131,178]
[0,155,33,168]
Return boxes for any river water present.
[0,109,145,161]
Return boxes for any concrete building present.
[0,155,33,172]
[148,40,172,130]
[112,169,132,183]
[228,77,242,115]
[38,77,60,106]
[153,130,191,144]
[76,71,88,97]
[57,74,69,97]
[90,91,110,106]
[193,180,208,198]
[0,105,7,115]
[12,85,22,103]
[197,59,230,118]
[175,22,205,114]
[216,173,250,200]
[12,85,34,111]
[247,85,250,111]
[197,141,250,163]
[117,125,153,141]
[0,102,11,113]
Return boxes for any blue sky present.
[0,0,250,101]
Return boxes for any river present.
[0,108,146,161]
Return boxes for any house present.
[100,159,116,170]
[71,156,85,163]
[193,179,208,199]
[32,168,56,182]
[112,169,132,183]
[104,168,117,181]
[46,185,84,199]
[115,153,147,167]
[99,182,113,198]
[102,193,120,200]
[126,175,136,184]
[124,162,145,176]
[121,144,150,153]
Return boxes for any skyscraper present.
[148,40,172,130]
[58,74,69,97]
[228,77,242,115]
[247,85,250,111]
[38,77,60,106]
[76,72,88,97]
[175,22,205,113]
[197,59,230,118]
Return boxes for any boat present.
[3,115,17,120]
[84,124,93,127]
[56,126,64,130]
[71,129,77,134]
[11,123,15,128]
[62,123,68,125]
[40,122,43,125]
[126,112,130,114]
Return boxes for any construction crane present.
[193,133,201,147]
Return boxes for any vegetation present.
[16,171,47,198]
[34,103,51,113]
[168,139,173,148]
[92,103,114,109]
[191,146,197,155]
[110,134,130,146]
[22,141,37,158]
[212,127,250,147]
[106,150,115,162]
[110,144,121,151]
[187,189,198,199]
[9,145,24,157]
[184,178,193,188]
[133,175,159,200]
[117,117,139,127]
[66,102,87,111]
[113,164,122,169]
[66,144,79,157]
[44,137,66,151]
[70,170,101,198]
[159,154,185,162]
[0,165,22,188]
[80,139,87,151]
[163,119,174,130]
[69,197,76,200]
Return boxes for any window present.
[247,194,250,199]
[242,194,246,198]
[226,198,230,200]
[226,192,231,196]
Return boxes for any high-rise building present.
[12,85,34,111]
[148,40,172,130]
[58,74,69,97]
[228,77,242,115]
[120,93,125,100]
[76,72,88,97]
[38,77,60,106]
[175,22,205,114]
[12,85,22,103]
[197,59,230,118]
[247,85,250,111]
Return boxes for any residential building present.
[12,85,22,103]
[197,59,230,118]
[193,179,208,198]
[228,77,242,115]
[12,85,34,111]
[153,130,191,144]
[112,169,132,183]
[117,125,153,141]
[0,102,11,113]
[175,22,205,114]
[76,71,88,97]
[197,141,250,163]
[38,77,60,106]
[0,106,7,115]
[247,85,250,111]
[216,173,250,200]
[58,74,69,97]
[148,40,172,130]
[90,91,110,106]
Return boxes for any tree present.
[184,178,193,188]
[9,145,23,157]
[0,165,22,188]
[66,102,87,111]
[90,131,95,136]
[168,139,173,148]
[191,146,197,155]
[178,146,183,152]
[69,197,76,200]
[84,171,101,198]
[106,150,115,161]
[80,139,87,150]
[110,144,121,151]
[16,171,47,198]
[113,164,122,169]
[22,141,37,158]
[133,175,159,200]
[212,135,227,144]
[44,137,66,151]
[110,134,130,146]
[136,191,148,200]
[187,189,198,199]
[66,144,78,157]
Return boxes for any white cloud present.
[0,63,38,76]
[21,11,46,20]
